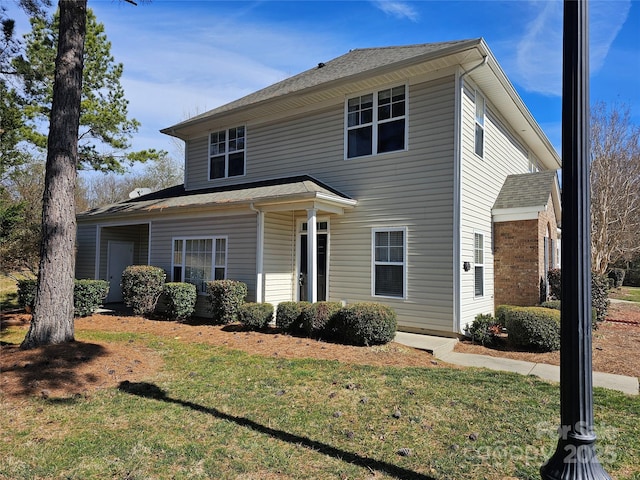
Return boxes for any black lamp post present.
[540,1,611,479]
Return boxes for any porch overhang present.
[77,175,357,221]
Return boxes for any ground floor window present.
[474,232,484,297]
[172,237,227,293]
[372,227,406,298]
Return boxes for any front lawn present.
[610,286,640,303]
[1,325,638,479]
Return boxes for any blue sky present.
[9,0,640,162]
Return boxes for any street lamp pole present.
[540,1,611,478]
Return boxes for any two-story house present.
[76,38,561,336]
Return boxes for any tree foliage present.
[590,102,640,275]
[13,7,163,173]
[0,162,43,274]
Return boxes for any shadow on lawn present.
[2,341,108,398]
[118,381,436,480]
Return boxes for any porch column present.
[255,209,264,303]
[306,208,317,303]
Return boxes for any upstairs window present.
[474,232,484,297]
[209,126,245,180]
[475,91,485,158]
[347,85,406,158]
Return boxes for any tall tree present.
[590,101,640,275]
[14,7,161,173]
[21,0,86,349]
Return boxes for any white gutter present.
[453,55,487,334]
[249,203,265,303]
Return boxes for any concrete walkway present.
[394,332,639,396]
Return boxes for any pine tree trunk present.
[21,0,87,349]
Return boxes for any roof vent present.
[317,62,325,69]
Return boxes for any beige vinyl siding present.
[185,136,210,191]
[76,225,97,279]
[159,75,458,333]
[459,81,533,328]
[328,76,456,333]
[98,225,149,281]
[263,212,296,306]
[149,215,257,317]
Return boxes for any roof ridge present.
[347,39,481,52]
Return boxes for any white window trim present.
[371,226,407,299]
[208,126,246,181]
[171,236,228,294]
[474,231,485,298]
[474,90,485,158]
[344,83,409,160]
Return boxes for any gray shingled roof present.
[493,170,558,210]
[163,39,481,132]
[78,175,356,219]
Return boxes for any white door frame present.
[296,217,330,302]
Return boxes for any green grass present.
[610,286,640,303]
[1,329,639,480]
[0,272,33,311]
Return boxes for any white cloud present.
[89,3,343,153]
[515,0,563,96]
[371,1,419,21]
[511,0,631,96]
[589,0,632,71]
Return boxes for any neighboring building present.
[76,38,561,336]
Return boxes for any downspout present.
[249,203,264,303]
[453,55,487,334]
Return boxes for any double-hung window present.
[474,233,484,297]
[347,85,406,158]
[474,91,485,158]
[372,227,406,298]
[172,237,227,293]
[209,126,245,180]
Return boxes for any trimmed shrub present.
[206,280,247,324]
[121,265,166,316]
[335,302,397,346]
[539,300,561,310]
[275,301,310,334]
[608,268,626,289]
[17,279,37,310]
[495,305,517,328]
[301,301,342,338]
[163,282,197,321]
[464,313,499,346]
[543,269,611,329]
[591,273,610,327]
[547,268,562,300]
[506,306,560,352]
[238,302,274,330]
[18,278,109,317]
[74,280,109,317]
[625,257,640,286]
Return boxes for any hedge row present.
[546,268,610,327]
[275,300,397,346]
[472,306,561,352]
[17,279,109,318]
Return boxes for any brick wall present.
[493,197,558,308]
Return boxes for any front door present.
[107,241,134,302]
[298,222,328,302]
